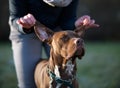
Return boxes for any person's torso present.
[27,0,63,29]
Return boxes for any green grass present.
[77,42,120,88]
[0,41,120,88]
[0,42,17,88]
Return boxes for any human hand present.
[75,15,99,30]
[16,13,36,29]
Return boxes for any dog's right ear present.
[34,21,54,44]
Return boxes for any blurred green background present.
[0,0,120,88]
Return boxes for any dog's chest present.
[65,60,74,76]
[55,60,75,77]
[53,60,75,88]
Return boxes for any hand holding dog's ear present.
[74,15,99,36]
[17,13,36,29]
[34,21,54,44]
[75,15,99,30]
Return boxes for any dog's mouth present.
[67,44,84,60]
[76,44,84,53]
[75,46,84,59]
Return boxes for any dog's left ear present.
[74,15,99,37]
[74,28,85,37]
[34,21,54,44]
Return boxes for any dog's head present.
[34,22,85,61]
[51,31,85,60]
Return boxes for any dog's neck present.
[48,52,77,88]
[48,49,77,80]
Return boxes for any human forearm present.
[9,0,33,34]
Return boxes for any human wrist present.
[23,27,34,34]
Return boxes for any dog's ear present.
[34,21,54,44]
[74,27,85,37]
[74,15,99,37]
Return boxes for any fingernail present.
[28,14,31,17]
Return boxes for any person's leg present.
[11,34,42,88]
[43,42,50,58]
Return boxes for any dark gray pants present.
[11,33,50,88]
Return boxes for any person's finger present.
[90,19,95,25]
[83,18,90,26]
[89,19,99,28]
[91,24,100,27]
[16,19,21,24]
[27,14,34,25]
[23,15,32,25]
[17,17,30,28]
[27,13,36,25]
[81,15,90,20]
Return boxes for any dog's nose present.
[74,38,83,46]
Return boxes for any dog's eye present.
[60,35,69,42]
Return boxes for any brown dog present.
[34,16,99,88]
